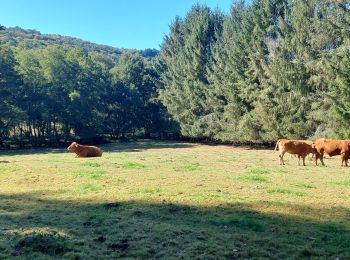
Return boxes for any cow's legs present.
[319,154,325,166]
[279,151,286,165]
[315,155,318,165]
[295,154,307,166]
[341,154,346,167]
[319,149,326,166]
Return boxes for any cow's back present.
[85,146,103,157]
[280,140,313,155]
[315,139,342,156]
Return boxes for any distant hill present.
[0,26,159,62]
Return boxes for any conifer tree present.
[157,4,224,138]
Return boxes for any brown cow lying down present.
[313,139,350,167]
[67,142,103,157]
[275,139,316,166]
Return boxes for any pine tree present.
[157,4,224,138]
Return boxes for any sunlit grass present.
[295,183,316,189]
[173,162,201,172]
[75,184,104,193]
[335,179,350,186]
[73,169,107,179]
[0,140,349,258]
[236,174,268,183]
[266,188,306,197]
[122,162,146,169]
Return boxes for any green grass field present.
[0,140,349,259]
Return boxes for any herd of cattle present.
[275,138,350,166]
[66,139,350,167]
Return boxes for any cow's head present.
[67,142,79,152]
[310,142,320,159]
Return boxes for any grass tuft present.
[236,175,268,183]
[335,179,350,186]
[249,167,270,175]
[174,162,201,172]
[80,162,101,167]
[74,169,106,179]
[122,162,146,169]
[75,184,103,193]
[319,221,348,234]
[295,183,316,189]
[14,229,71,256]
[135,188,165,195]
[212,216,265,232]
[0,165,18,174]
[267,188,305,197]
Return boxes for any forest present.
[0,0,350,148]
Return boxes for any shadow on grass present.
[0,148,66,157]
[0,141,194,157]
[0,193,349,259]
[102,140,194,153]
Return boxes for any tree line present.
[157,0,350,142]
[0,43,178,148]
[1,0,350,148]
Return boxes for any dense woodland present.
[0,0,350,148]
[0,29,175,147]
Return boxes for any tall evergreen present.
[157,0,350,142]
[157,5,224,138]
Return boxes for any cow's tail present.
[274,140,280,151]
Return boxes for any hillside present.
[0,26,158,61]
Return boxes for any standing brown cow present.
[67,142,103,157]
[313,139,350,166]
[274,139,316,166]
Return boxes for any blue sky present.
[0,0,233,50]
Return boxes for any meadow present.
[0,140,349,259]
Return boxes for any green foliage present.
[1,0,350,145]
[157,0,350,141]
[0,45,24,146]
[105,52,175,138]
[0,43,175,147]
[14,46,105,143]
[0,26,158,61]
[157,5,225,138]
